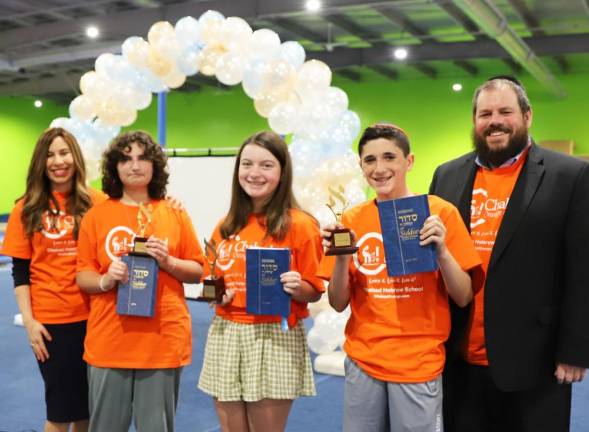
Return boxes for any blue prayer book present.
[116,254,159,317]
[245,247,291,319]
[377,194,438,277]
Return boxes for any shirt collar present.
[475,137,532,170]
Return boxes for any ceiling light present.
[393,47,408,60]
[305,0,321,12]
[86,26,99,39]
[452,83,463,92]
[34,99,43,108]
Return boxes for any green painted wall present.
[0,98,67,213]
[1,71,588,213]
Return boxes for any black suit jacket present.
[429,143,589,391]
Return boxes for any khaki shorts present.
[198,316,316,402]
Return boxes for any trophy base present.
[325,246,359,256]
[325,228,358,256]
[131,236,150,256]
[196,278,225,303]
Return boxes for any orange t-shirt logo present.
[41,210,75,240]
[352,232,386,275]
[104,226,134,261]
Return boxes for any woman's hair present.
[220,131,299,241]
[101,131,168,199]
[20,127,92,239]
[357,123,411,157]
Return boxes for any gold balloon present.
[148,21,175,46]
[197,46,226,76]
[147,45,173,77]
[162,69,186,89]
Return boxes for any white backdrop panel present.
[167,156,236,297]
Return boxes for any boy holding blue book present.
[318,123,483,432]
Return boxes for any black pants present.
[444,360,571,432]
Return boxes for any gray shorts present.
[88,365,182,432]
[343,357,443,432]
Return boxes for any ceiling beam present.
[322,13,402,80]
[0,71,82,96]
[271,17,324,43]
[336,68,362,81]
[437,1,524,75]
[412,62,437,78]
[1,31,587,76]
[0,0,392,51]
[367,64,398,80]
[377,5,430,38]
[2,31,588,96]
[451,0,565,97]
[453,60,478,75]
[506,0,568,73]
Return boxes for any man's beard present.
[473,124,528,168]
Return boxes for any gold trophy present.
[325,185,359,256]
[198,238,226,303]
[132,203,153,255]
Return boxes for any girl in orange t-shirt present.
[76,131,204,432]
[198,131,324,432]
[2,127,107,432]
[320,123,483,432]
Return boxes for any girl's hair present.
[220,131,299,241]
[21,127,92,239]
[101,131,168,199]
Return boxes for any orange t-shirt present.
[2,188,107,324]
[318,195,482,383]
[208,209,325,327]
[466,152,527,365]
[76,199,204,369]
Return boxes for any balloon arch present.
[51,10,360,357]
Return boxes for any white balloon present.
[91,119,120,145]
[307,327,339,355]
[176,46,201,76]
[280,41,306,69]
[312,205,338,228]
[298,101,337,136]
[199,10,225,46]
[69,95,96,121]
[175,16,201,48]
[249,29,280,60]
[220,17,252,52]
[295,60,332,99]
[242,59,271,99]
[322,87,349,114]
[199,10,225,25]
[268,101,302,135]
[289,138,321,177]
[122,36,150,69]
[336,110,362,141]
[162,68,186,89]
[95,53,116,78]
[79,71,111,100]
[215,51,246,85]
[85,158,102,182]
[50,117,70,129]
[345,184,367,205]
